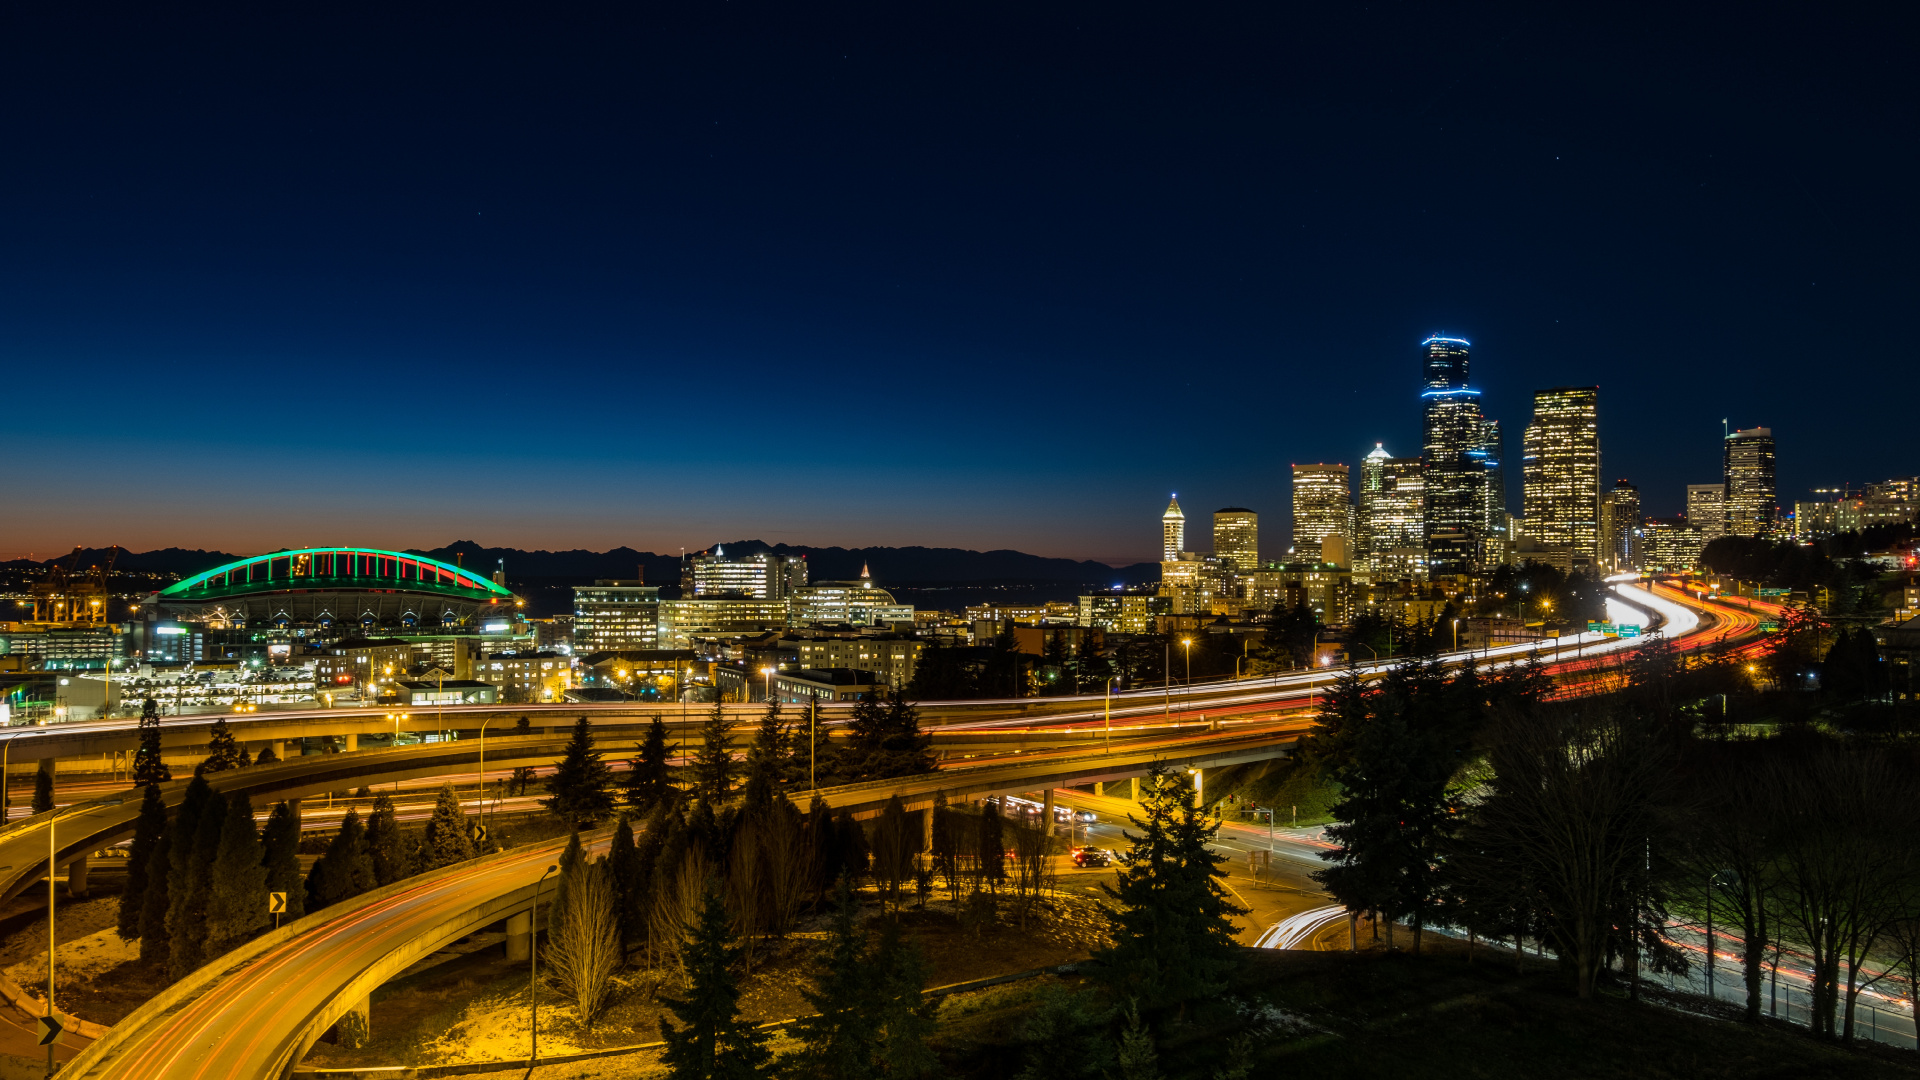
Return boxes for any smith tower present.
[1420,336,1493,575]
[1161,495,1186,560]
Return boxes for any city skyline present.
[1,7,1912,563]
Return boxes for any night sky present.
[2,5,1912,565]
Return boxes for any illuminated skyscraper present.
[1161,495,1186,561]
[1601,479,1641,572]
[1358,443,1424,574]
[1686,483,1727,541]
[684,546,808,600]
[1291,464,1353,557]
[1212,508,1259,571]
[1724,427,1777,538]
[1420,335,1492,575]
[1521,386,1602,570]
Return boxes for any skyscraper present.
[1291,464,1352,558]
[1521,386,1602,571]
[1358,443,1424,574]
[1724,426,1777,538]
[1212,508,1259,571]
[1601,479,1641,571]
[1420,335,1492,575]
[1161,495,1186,560]
[1686,483,1727,541]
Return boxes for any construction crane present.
[28,545,119,624]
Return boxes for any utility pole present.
[46,811,56,1078]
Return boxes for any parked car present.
[1071,847,1111,868]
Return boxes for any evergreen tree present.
[835,808,870,881]
[311,807,375,909]
[743,700,787,797]
[138,828,174,966]
[977,798,1006,892]
[930,792,960,900]
[510,715,537,795]
[261,801,304,921]
[871,918,939,1077]
[805,795,842,903]
[421,783,476,870]
[118,784,166,941]
[606,814,642,958]
[132,697,171,787]
[1040,630,1072,695]
[204,793,268,957]
[692,701,738,804]
[254,744,280,766]
[201,716,248,773]
[787,877,875,1079]
[658,881,773,1080]
[904,644,980,701]
[167,782,228,980]
[1095,765,1248,1012]
[1073,636,1110,695]
[545,715,617,826]
[31,769,53,814]
[982,621,1028,698]
[627,714,677,813]
[552,830,587,940]
[366,793,411,886]
[840,689,935,782]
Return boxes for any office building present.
[1291,464,1352,554]
[1358,444,1425,574]
[572,581,661,652]
[781,632,924,690]
[790,568,912,628]
[1243,563,1355,625]
[1724,426,1777,538]
[1521,386,1602,571]
[1158,553,1227,615]
[656,597,789,650]
[1420,336,1494,575]
[1641,518,1706,572]
[1162,495,1186,560]
[1077,592,1173,634]
[1601,480,1642,572]
[683,547,808,601]
[1794,500,1840,541]
[1687,484,1727,542]
[1212,508,1259,571]
[1478,418,1508,562]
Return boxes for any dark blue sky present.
[2,4,1912,564]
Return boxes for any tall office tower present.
[1686,483,1728,541]
[1162,495,1186,560]
[1359,444,1425,573]
[685,547,808,601]
[1724,426,1777,538]
[1291,464,1353,558]
[1602,479,1642,571]
[1212,508,1259,571]
[1420,335,1491,575]
[1477,418,1507,561]
[573,580,662,651]
[1521,386,1602,571]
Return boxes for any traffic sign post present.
[36,1014,62,1047]
[269,891,287,929]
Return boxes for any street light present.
[1104,676,1117,753]
[1181,638,1193,690]
[530,863,560,1068]
[760,666,776,703]
[476,715,499,826]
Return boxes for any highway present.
[56,580,1764,1076]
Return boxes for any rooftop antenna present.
[1722,418,1729,439]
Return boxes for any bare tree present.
[761,796,809,937]
[729,819,766,967]
[649,849,712,975]
[545,855,622,1028]
[1007,818,1055,928]
[1681,744,1781,1020]
[1451,702,1674,999]
[872,795,914,915]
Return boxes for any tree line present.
[1309,629,1920,1048]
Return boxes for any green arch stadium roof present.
[156,548,516,605]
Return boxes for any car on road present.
[1071,847,1111,868]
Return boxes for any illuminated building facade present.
[573,581,662,652]
[1686,483,1727,542]
[684,547,807,601]
[1077,592,1174,634]
[1357,444,1424,574]
[790,573,911,628]
[1419,336,1497,575]
[1211,508,1259,571]
[1291,464,1352,554]
[1521,385,1601,571]
[1162,496,1186,560]
[1642,518,1705,572]
[1723,427,1777,539]
[657,598,790,650]
[1601,479,1642,572]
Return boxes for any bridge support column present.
[269,740,285,762]
[66,852,88,899]
[1093,781,1103,798]
[506,911,531,961]
[341,992,371,1047]
[1129,777,1140,803]
[1041,789,1055,837]
[921,808,933,851]
[344,733,358,752]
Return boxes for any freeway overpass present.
[1,581,1691,775]
[45,581,1750,1075]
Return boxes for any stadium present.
[140,547,519,634]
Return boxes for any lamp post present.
[1181,638,1193,690]
[1162,638,1171,720]
[760,667,776,704]
[808,697,817,789]
[1104,676,1117,753]
[476,715,498,826]
[46,808,56,1078]
[530,862,560,1069]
